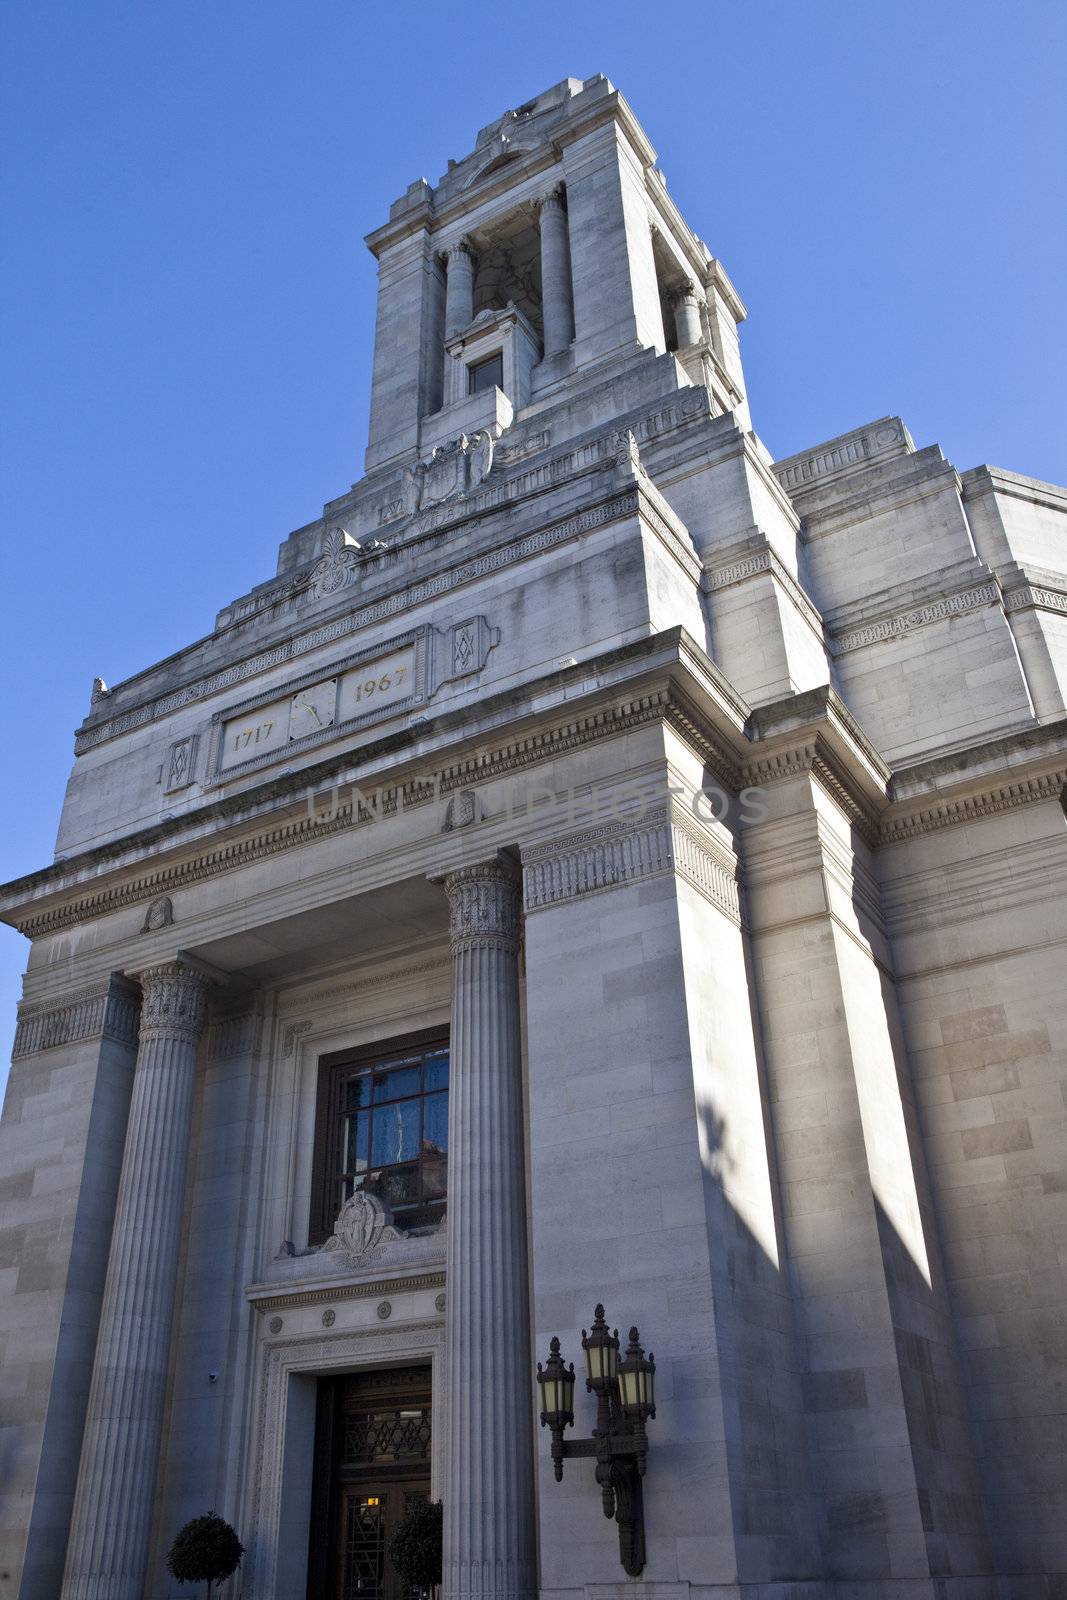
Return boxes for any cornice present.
[831,577,1001,655]
[9,668,739,938]
[879,767,1067,844]
[880,718,1067,844]
[798,450,962,540]
[247,1269,446,1314]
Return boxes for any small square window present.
[468,352,503,396]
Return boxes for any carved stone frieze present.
[521,805,741,922]
[832,581,1000,654]
[18,682,744,937]
[12,974,140,1060]
[1004,581,1067,617]
[402,430,495,515]
[320,1191,401,1264]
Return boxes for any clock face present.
[289,679,336,740]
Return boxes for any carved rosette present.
[138,961,210,1042]
[442,859,521,954]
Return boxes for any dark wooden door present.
[307,1366,433,1600]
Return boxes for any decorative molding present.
[702,543,827,646]
[243,1320,445,1598]
[320,1191,401,1264]
[282,1018,313,1058]
[1004,581,1067,617]
[831,581,1000,654]
[141,893,173,933]
[442,858,521,953]
[12,974,140,1060]
[441,787,483,832]
[164,734,198,793]
[278,955,449,1018]
[704,549,772,589]
[522,805,741,923]
[15,686,742,938]
[248,1270,446,1315]
[774,418,910,495]
[880,767,1067,844]
[308,526,363,599]
[742,739,881,847]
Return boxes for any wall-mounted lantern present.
[536,1304,656,1576]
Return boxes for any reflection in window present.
[313,1034,449,1240]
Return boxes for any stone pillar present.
[61,960,211,1600]
[537,187,574,356]
[440,858,536,1600]
[670,280,703,348]
[443,237,476,339]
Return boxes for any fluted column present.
[537,187,574,356]
[670,279,703,348]
[62,960,211,1600]
[444,237,476,339]
[440,858,536,1600]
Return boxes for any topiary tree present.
[166,1512,244,1598]
[387,1497,442,1597]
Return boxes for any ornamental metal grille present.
[342,1407,432,1466]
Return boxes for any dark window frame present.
[309,1026,449,1246]
[467,350,503,395]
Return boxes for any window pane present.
[422,1092,448,1155]
[344,1112,369,1174]
[373,1064,421,1103]
[376,1161,419,1209]
[371,1100,420,1167]
[468,353,502,395]
[345,1073,370,1112]
[424,1052,449,1092]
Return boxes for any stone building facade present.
[1,74,1066,1600]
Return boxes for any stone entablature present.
[772,415,914,496]
[12,973,140,1059]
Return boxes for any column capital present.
[442,234,476,266]
[440,856,521,954]
[669,278,701,308]
[537,184,566,218]
[138,959,211,1043]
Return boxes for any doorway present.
[307,1365,433,1600]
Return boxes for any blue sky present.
[2,0,1065,1085]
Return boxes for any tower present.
[2,74,1066,1600]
